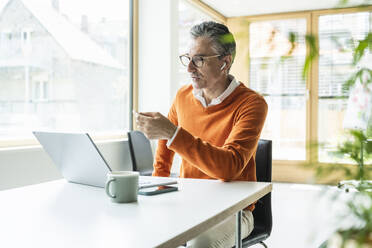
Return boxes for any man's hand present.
[135,112,177,140]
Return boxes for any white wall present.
[138,0,179,115]
[138,0,182,174]
[0,140,132,190]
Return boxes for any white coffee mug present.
[105,171,139,203]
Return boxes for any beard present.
[191,74,205,89]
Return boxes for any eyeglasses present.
[179,54,221,68]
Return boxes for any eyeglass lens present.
[180,55,203,67]
[180,56,190,67]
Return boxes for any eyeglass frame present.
[179,54,223,68]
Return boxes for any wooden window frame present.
[227,6,372,182]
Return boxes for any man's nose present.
[187,60,196,73]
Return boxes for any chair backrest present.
[252,139,272,236]
[255,139,272,183]
[127,131,154,176]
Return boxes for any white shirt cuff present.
[166,126,181,147]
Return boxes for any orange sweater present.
[153,83,268,209]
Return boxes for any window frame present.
[227,6,372,174]
[311,7,372,167]
[229,11,313,166]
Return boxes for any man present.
[136,21,268,248]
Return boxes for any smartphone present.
[138,185,178,196]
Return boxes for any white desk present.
[0,177,272,248]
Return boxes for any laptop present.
[33,131,177,189]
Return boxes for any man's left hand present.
[135,112,177,140]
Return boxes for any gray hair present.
[190,21,236,63]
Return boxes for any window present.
[0,0,130,145]
[249,18,308,160]
[246,8,371,165]
[317,11,371,162]
[5,31,12,40]
[33,81,49,101]
[21,29,32,54]
[0,30,12,49]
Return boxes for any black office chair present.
[127,131,154,176]
[240,139,273,248]
[128,130,180,178]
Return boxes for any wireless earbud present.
[220,62,226,70]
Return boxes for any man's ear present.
[223,55,233,71]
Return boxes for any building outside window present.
[0,0,130,144]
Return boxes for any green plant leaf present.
[302,34,318,79]
[350,130,366,143]
[366,141,372,154]
[219,33,235,45]
[343,68,372,90]
[289,32,297,43]
[353,33,372,65]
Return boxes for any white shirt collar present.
[192,75,240,108]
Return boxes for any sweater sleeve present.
[152,97,178,177]
[168,95,268,181]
